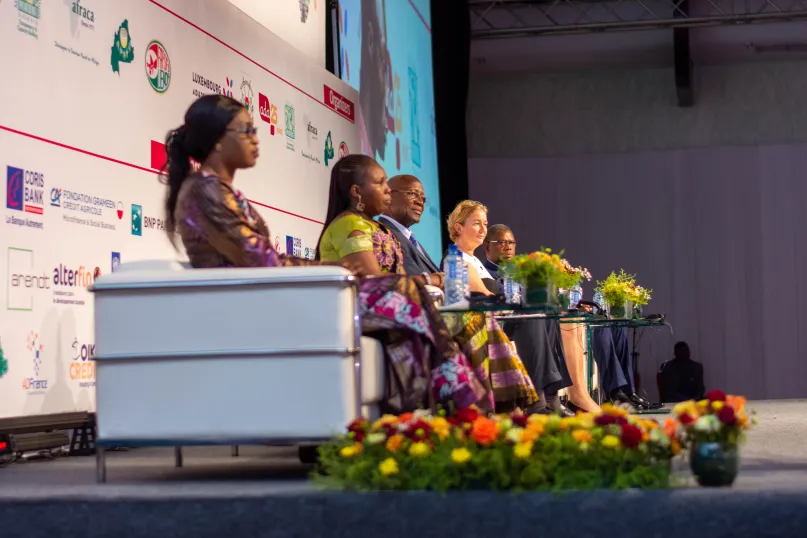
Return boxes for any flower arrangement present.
[555,258,593,291]
[671,390,753,446]
[314,404,678,491]
[595,270,652,309]
[499,248,565,288]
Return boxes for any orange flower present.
[398,413,414,424]
[671,439,681,455]
[571,430,592,444]
[520,427,540,443]
[663,418,677,439]
[470,417,500,446]
[385,434,405,453]
[726,395,746,414]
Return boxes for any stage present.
[1,400,807,537]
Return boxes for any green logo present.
[111,19,134,74]
[284,104,295,151]
[131,204,142,236]
[324,131,334,165]
[145,40,171,93]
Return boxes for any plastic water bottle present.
[461,255,470,298]
[593,290,605,310]
[445,244,465,305]
[569,282,583,309]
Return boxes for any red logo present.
[150,140,167,171]
[338,142,349,158]
[258,93,280,135]
[116,202,124,220]
[323,85,355,123]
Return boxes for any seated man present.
[658,341,705,403]
[590,327,662,410]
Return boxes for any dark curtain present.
[432,0,471,252]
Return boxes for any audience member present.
[658,341,705,403]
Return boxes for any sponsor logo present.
[307,121,318,141]
[284,104,296,150]
[52,264,100,305]
[222,77,234,98]
[240,75,254,119]
[145,40,171,93]
[110,19,134,74]
[131,203,142,235]
[111,252,121,272]
[144,214,165,231]
[192,72,221,98]
[70,0,95,34]
[70,338,96,387]
[16,0,40,39]
[338,141,349,159]
[323,85,355,122]
[6,166,45,228]
[22,331,48,394]
[116,201,124,219]
[7,247,49,312]
[299,0,311,22]
[324,131,335,165]
[258,93,281,135]
[409,67,421,168]
[49,187,119,231]
[285,235,316,260]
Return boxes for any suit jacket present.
[483,258,500,279]
[377,215,441,275]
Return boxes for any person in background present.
[378,174,441,277]
[442,201,541,412]
[483,225,589,415]
[658,341,705,403]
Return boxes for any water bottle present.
[569,281,583,309]
[445,244,465,305]
[461,255,470,298]
[593,290,605,311]
[503,275,518,304]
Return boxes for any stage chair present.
[90,260,384,482]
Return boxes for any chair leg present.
[174,446,183,468]
[231,445,239,457]
[96,446,106,483]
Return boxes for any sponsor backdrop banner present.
[227,0,326,69]
[0,0,358,418]
[338,0,442,261]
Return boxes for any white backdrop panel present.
[0,0,358,418]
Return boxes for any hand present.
[341,259,368,277]
[429,273,443,288]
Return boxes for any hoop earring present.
[215,143,222,152]
[355,195,365,212]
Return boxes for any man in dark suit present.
[378,175,441,276]
[482,224,516,279]
[658,341,705,403]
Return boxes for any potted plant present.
[628,284,652,318]
[556,259,592,310]
[500,248,565,308]
[594,270,634,319]
[671,390,753,487]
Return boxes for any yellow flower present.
[430,417,451,440]
[577,413,595,430]
[379,457,399,476]
[371,414,399,431]
[697,399,710,413]
[506,427,524,444]
[386,434,405,453]
[527,413,550,426]
[451,447,472,464]
[558,417,580,430]
[673,400,699,419]
[366,433,387,445]
[339,443,363,458]
[520,427,540,443]
[513,441,533,459]
[408,441,431,458]
[642,419,659,430]
[712,401,725,412]
[601,403,629,418]
[671,439,681,455]
[572,429,592,444]
[601,435,620,449]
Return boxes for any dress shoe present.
[631,393,664,410]
[547,399,576,418]
[610,388,648,410]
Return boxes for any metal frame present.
[94,275,364,483]
[470,0,807,37]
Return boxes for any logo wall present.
[145,40,171,93]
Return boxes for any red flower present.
[403,419,432,441]
[706,389,726,402]
[679,413,695,426]
[455,407,480,424]
[347,418,369,442]
[595,414,628,426]
[620,424,643,449]
[717,405,737,426]
[511,413,529,428]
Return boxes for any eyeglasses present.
[488,240,516,247]
[392,189,427,205]
[228,125,258,137]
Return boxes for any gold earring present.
[355,195,365,212]
[215,143,222,151]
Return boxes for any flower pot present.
[523,281,556,309]
[608,301,630,319]
[689,441,739,487]
[632,304,643,319]
[557,290,570,310]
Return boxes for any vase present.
[632,304,643,319]
[523,281,556,309]
[608,301,630,319]
[689,442,739,487]
[557,289,570,310]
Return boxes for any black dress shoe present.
[547,399,576,418]
[610,388,648,410]
[631,393,664,409]
[524,403,552,415]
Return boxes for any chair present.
[90,260,384,482]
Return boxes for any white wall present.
[0,0,358,418]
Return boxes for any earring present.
[215,143,222,151]
[355,195,365,212]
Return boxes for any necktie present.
[408,234,420,249]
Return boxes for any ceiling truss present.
[470,0,807,37]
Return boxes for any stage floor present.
[2,400,807,538]
[0,399,805,495]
